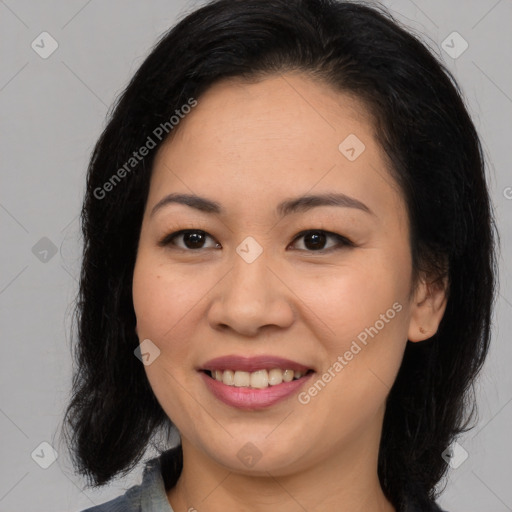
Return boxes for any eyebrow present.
[150,192,373,218]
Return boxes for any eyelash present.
[158,229,354,253]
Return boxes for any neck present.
[166,415,395,512]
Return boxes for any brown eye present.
[289,230,353,252]
[159,230,220,250]
[303,231,327,250]
[182,231,207,249]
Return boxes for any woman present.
[61,0,497,511]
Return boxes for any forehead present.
[149,73,404,222]
[159,72,374,161]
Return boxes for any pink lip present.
[199,355,312,373]
[200,371,314,410]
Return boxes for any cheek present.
[132,250,212,346]
[289,251,411,404]
[294,273,409,441]
[292,257,410,345]
[132,253,206,427]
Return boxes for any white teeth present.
[208,368,309,388]
[282,369,294,382]
[222,370,234,385]
[234,371,251,387]
[268,368,283,386]
[250,369,268,389]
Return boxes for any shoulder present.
[78,453,174,512]
[79,491,139,512]
[78,479,143,512]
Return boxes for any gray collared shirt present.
[80,455,174,512]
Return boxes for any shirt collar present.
[139,455,175,512]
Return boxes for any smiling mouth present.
[201,368,315,389]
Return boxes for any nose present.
[206,248,295,337]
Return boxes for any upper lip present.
[199,355,314,373]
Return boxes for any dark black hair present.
[60,0,497,509]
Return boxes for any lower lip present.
[200,371,314,410]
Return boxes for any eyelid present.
[288,229,354,252]
[158,228,353,252]
[157,229,220,249]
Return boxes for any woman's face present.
[132,73,439,476]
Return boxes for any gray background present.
[0,0,511,511]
